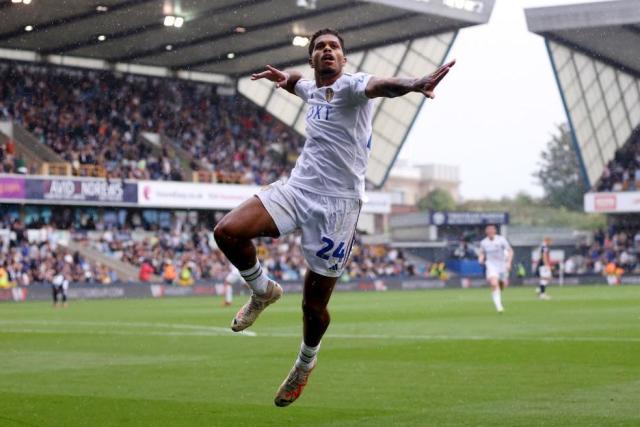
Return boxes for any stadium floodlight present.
[296,0,317,10]
[23,0,32,4]
[227,52,235,59]
[163,15,176,26]
[165,44,173,51]
[96,5,108,12]
[97,35,106,42]
[11,0,22,3]
[164,15,184,28]
[24,25,33,32]
[292,36,309,47]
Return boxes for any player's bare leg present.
[489,277,504,312]
[275,270,337,407]
[214,196,283,331]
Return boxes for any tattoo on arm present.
[367,77,417,98]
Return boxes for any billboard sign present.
[584,192,640,213]
[430,211,509,226]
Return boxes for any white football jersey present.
[480,235,512,267]
[290,72,374,200]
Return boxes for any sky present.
[400,0,610,200]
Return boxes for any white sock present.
[492,289,503,311]
[239,261,269,295]
[225,284,233,303]
[295,341,320,370]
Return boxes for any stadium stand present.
[0,221,117,287]
[75,227,417,283]
[0,61,304,183]
[563,227,640,275]
[595,132,640,191]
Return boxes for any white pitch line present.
[0,328,257,338]
[0,320,256,337]
[1,321,639,343]
[259,332,640,343]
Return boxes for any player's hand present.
[413,59,455,99]
[251,65,290,88]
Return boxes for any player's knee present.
[213,218,236,245]
[302,300,327,319]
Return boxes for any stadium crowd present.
[0,218,117,288]
[596,132,640,191]
[563,227,640,276]
[0,61,303,183]
[0,137,28,174]
[81,227,418,284]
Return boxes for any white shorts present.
[539,266,552,280]
[486,264,507,281]
[256,180,361,277]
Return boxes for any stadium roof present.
[0,0,495,188]
[526,0,640,189]
[0,0,493,78]
[526,0,640,78]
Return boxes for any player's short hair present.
[308,28,345,56]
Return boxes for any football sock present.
[492,289,503,311]
[239,261,269,295]
[539,284,546,294]
[225,284,233,303]
[295,341,320,370]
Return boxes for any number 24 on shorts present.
[315,236,346,260]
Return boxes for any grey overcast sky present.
[400,0,610,200]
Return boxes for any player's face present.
[485,225,497,238]
[309,34,346,76]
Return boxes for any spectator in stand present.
[0,61,305,182]
[596,133,640,192]
[162,260,176,285]
[138,258,154,282]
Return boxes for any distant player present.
[222,265,243,307]
[536,237,552,300]
[478,224,513,313]
[214,28,455,406]
[51,271,69,308]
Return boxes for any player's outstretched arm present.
[251,65,303,95]
[365,60,455,99]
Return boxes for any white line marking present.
[1,320,639,343]
[0,320,256,337]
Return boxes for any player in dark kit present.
[214,28,455,407]
[536,237,552,300]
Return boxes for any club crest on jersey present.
[325,88,334,103]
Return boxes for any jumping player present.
[478,224,513,313]
[213,28,455,407]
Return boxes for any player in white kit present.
[478,224,513,313]
[222,266,243,306]
[213,28,455,406]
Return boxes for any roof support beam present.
[0,0,156,44]
[116,1,362,64]
[41,0,264,56]
[180,10,417,70]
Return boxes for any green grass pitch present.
[1,286,639,426]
